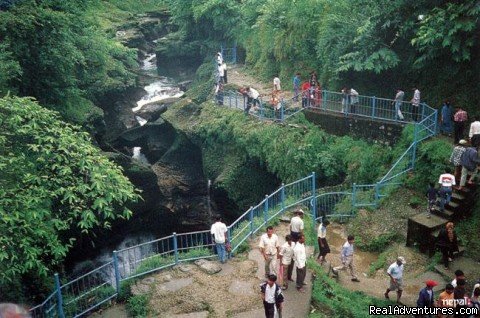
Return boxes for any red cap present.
[425,280,438,288]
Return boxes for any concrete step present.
[431,208,454,220]
[450,192,465,203]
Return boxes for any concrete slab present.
[169,311,209,318]
[194,259,222,275]
[228,280,256,296]
[157,277,194,293]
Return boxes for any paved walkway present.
[232,220,313,318]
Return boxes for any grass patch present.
[126,294,150,318]
[368,251,388,277]
[356,232,401,253]
[308,260,391,317]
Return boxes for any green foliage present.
[0,97,138,289]
[356,232,400,253]
[0,0,137,122]
[456,199,480,261]
[126,294,150,318]
[425,252,442,272]
[308,260,391,317]
[405,138,452,191]
[368,251,388,276]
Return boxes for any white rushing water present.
[135,116,148,126]
[133,81,184,113]
[142,53,157,71]
[132,147,150,165]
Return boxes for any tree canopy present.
[0,96,138,286]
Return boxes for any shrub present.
[126,294,150,318]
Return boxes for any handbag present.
[225,241,232,252]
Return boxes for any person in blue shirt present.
[293,73,301,102]
[417,280,438,308]
[440,100,453,135]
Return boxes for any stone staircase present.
[406,182,477,257]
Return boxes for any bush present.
[126,294,150,318]
[356,232,401,253]
[308,260,391,317]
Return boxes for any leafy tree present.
[0,96,138,286]
[0,0,137,122]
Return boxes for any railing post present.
[372,96,376,119]
[264,195,269,224]
[113,251,121,295]
[321,90,326,110]
[260,100,264,120]
[412,123,418,169]
[173,232,179,264]
[324,90,328,111]
[421,103,425,122]
[233,42,237,64]
[352,183,357,210]
[249,206,254,237]
[281,183,285,213]
[312,172,317,220]
[227,228,232,258]
[281,100,285,121]
[311,172,317,235]
[54,273,65,318]
[374,182,380,207]
[433,108,438,135]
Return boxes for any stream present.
[69,52,198,281]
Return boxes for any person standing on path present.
[453,107,468,144]
[210,215,228,263]
[450,140,468,184]
[440,101,454,135]
[437,283,455,317]
[293,73,301,102]
[278,235,295,290]
[469,116,480,147]
[394,89,405,120]
[459,146,480,190]
[260,274,284,318]
[341,87,350,114]
[384,257,406,303]
[293,234,307,293]
[332,235,359,282]
[349,88,359,114]
[259,226,280,277]
[416,280,438,310]
[290,209,304,242]
[436,222,459,270]
[438,167,456,212]
[244,87,260,115]
[273,76,281,92]
[317,220,330,264]
[411,87,421,122]
[301,81,311,108]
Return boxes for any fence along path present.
[31,68,438,318]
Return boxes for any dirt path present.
[227,65,295,102]
[325,224,447,306]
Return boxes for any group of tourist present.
[440,103,480,147]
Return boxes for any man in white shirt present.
[438,167,456,211]
[349,88,359,114]
[245,87,260,114]
[218,63,226,84]
[273,76,281,91]
[216,52,223,65]
[411,87,421,121]
[260,274,284,318]
[210,215,228,263]
[293,234,307,292]
[332,235,359,282]
[290,209,304,242]
[469,116,480,147]
[279,234,295,290]
[384,257,405,303]
[259,226,280,277]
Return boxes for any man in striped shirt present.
[453,107,468,144]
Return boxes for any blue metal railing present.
[217,88,437,126]
[32,86,438,317]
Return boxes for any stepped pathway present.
[94,222,313,318]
